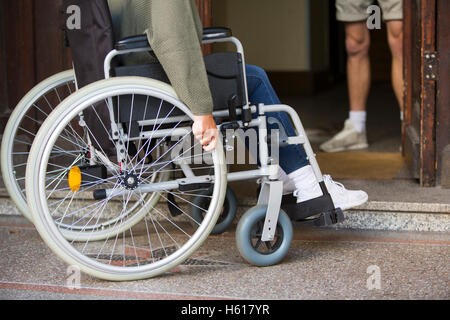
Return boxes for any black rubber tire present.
[236,205,293,267]
[191,187,237,234]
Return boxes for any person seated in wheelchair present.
[108,0,368,211]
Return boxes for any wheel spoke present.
[26,82,225,280]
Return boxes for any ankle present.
[277,168,290,183]
[349,111,366,133]
[288,165,322,201]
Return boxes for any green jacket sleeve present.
[146,0,214,116]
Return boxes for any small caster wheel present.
[236,205,293,266]
[191,187,237,235]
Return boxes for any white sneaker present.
[293,175,368,210]
[322,175,368,210]
[320,119,368,152]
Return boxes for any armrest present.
[202,27,232,40]
[115,27,232,51]
[115,35,151,51]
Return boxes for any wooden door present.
[0,0,72,133]
[403,0,449,186]
[196,0,212,55]
[435,0,450,186]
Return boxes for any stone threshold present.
[236,197,450,215]
[1,189,448,233]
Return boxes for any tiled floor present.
[1,215,448,300]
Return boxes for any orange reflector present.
[68,166,82,192]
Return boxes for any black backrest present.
[114,51,247,116]
[204,52,247,111]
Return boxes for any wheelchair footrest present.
[292,208,344,227]
[281,193,345,227]
[281,193,335,220]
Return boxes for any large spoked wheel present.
[191,187,237,234]
[236,206,293,267]
[1,70,76,221]
[26,77,227,281]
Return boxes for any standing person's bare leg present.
[346,22,371,113]
[386,20,404,117]
[320,22,370,152]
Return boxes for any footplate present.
[291,208,344,227]
[281,194,345,227]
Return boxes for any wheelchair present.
[20,27,344,281]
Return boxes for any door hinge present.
[423,51,439,81]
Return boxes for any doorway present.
[208,0,449,187]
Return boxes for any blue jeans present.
[245,64,309,174]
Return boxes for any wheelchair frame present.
[16,28,346,280]
[101,33,340,242]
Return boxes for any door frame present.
[403,0,449,187]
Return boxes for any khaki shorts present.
[336,0,403,22]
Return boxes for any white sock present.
[349,111,366,133]
[288,165,322,202]
[278,167,289,183]
[278,168,295,194]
